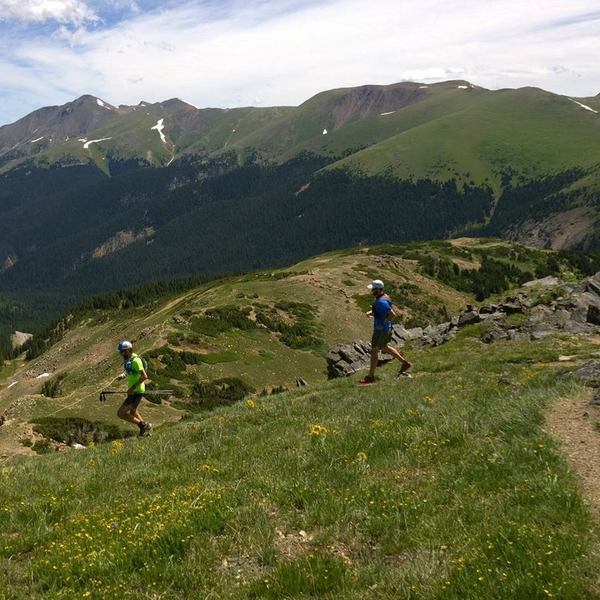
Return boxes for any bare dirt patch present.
[10,331,32,349]
[0,419,36,461]
[451,257,481,270]
[546,391,600,516]
[514,207,598,250]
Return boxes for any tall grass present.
[1,333,599,598]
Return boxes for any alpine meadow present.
[4,1,600,598]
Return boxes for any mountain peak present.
[157,98,198,112]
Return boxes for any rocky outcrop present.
[327,273,600,378]
[574,361,600,387]
[326,341,384,378]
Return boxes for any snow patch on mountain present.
[151,118,167,143]
[96,98,112,110]
[322,129,328,135]
[83,137,112,149]
[569,99,598,114]
[457,85,469,89]
[380,111,395,116]
[30,137,44,143]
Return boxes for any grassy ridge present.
[1,328,599,598]
[331,88,600,188]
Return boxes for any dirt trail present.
[546,391,600,516]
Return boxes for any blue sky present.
[1,0,600,125]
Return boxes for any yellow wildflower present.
[111,440,124,455]
[309,424,328,437]
[201,464,220,473]
[246,399,255,409]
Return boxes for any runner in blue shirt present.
[359,279,412,384]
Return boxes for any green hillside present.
[1,237,596,456]
[4,80,600,328]
[2,247,600,597]
[0,242,477,458]
[331,88,600,189]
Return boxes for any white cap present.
[368,279,384,290]
[118,340,133,352]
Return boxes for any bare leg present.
[117,405,142,425]
[368,347,379,378]
[384,345,412,374]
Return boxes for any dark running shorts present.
[122,393,144,409]
[371,330,393,349]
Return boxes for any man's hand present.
[117,372,126,381]
[366,310,373,317]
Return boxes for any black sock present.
[138,421,145,429]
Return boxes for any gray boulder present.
[571,292,600,323]
[574,361,600,387]
[530,325,556,340]
[458,311,481,327]
[588,305,600,326]
[326,341,392,378]
[507,330,530,342]
[498,302,524,315]
[589,389,600,406]
[482,327,509,344]
[563,320,594,335]
[529,305,553,323]
[523,276,562,288]
[586,279,600,297]
[406,327,424,340]
[338,347,363,365]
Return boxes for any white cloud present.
[0,0,96,24]
[3,0,600,124]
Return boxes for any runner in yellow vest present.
[116,341,152,436]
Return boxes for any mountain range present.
[3,80,600,188]
[2,79,600,338]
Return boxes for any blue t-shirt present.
[372,296,393,332]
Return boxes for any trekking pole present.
[99,390,174,402]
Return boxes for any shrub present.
[191,306,256,337]
[31,439,54,454]
[41,374,67,398]
[32,417,133,446]
[255,302,324,350]
[144,346,194,385]
[189,377,255,410]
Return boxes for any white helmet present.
[117,340,133,352]
[367,279,384,290]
